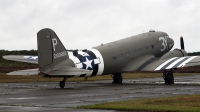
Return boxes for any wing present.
[121,54,155,72]
[153,56,200,71]
[121,55,200,72]
[3,55,38,64]
[7,66,91,76]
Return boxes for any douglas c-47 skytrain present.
[3,28,200,88]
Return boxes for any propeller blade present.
[180,36,185,49]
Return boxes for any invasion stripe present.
[177,56,197,68]
[67,52,74,57]
[87,51,96,58]
[87,50,99,76]
[172,57,188,69]
[155,57,178,71]
[76,54,83,61]
[160,58,180,70]
[75,53,91,77]
[67,52,80,66]
[88,48,104,76]
[78,50,87,55]
[68,51,93,77]
[73,50,78,56]
[166,57,186,69]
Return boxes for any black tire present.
[59,81,65,88]
[112,73,122,84]
[164,73,174,84]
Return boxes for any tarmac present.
[1,74,200,112]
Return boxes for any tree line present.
[0,50,200,67]
[188,52,200,56]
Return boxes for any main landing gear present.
[112,72,123,84]
[59,77,67,88]
[162,70,174,84]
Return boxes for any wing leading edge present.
[121,56,200,72]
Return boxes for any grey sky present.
[0,0,200,52]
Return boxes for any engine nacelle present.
[160,49,188,60]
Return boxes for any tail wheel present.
[59,81,65,88]
[59,77,67,88]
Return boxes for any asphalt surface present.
[1,74,200,112]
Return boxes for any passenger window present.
[123,54,126,57]
[119,54,123,59]
[151,45,154,49]
[113,56,117,60]
[139,49,142,52]
[145,46,148,50]
[126,52,130,56]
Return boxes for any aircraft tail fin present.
[37,28,70,73]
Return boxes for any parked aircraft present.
[3,28,200,88]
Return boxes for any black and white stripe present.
[155,56,197,71]
[86,50,99,76]
[67,48,104,77]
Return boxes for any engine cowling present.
[160,49,188,60]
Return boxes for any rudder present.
[37,28,69,73]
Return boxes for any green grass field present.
[79,94,200,112]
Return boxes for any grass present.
[0,72,197,83]
[79,94,200,112]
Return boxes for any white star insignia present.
[83,57,93,70]
[27,56,38,60]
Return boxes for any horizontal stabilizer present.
[47,66,92,76]
[3,55,38,64]
[7,69,39,75]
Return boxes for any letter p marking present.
[52,38,57,51]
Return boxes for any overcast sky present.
[0,0,200,52]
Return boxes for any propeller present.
[180,36,185,50]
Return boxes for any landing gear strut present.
[59,77,67,88]
[112,72,123,84]
[162,70,174,84]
